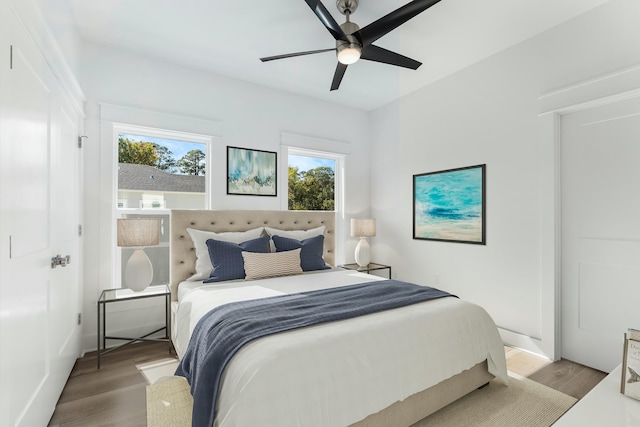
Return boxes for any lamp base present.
[124,249,153,292]
[354,237,370,267]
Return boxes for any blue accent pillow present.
[204,235,270,283]
[272,234,330,272]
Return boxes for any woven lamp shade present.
[350,218,376,237]
[117,219,160,247]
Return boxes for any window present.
[115,124,211,287]
[287,148,341,211]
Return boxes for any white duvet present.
[174,269,508,427]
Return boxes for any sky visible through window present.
[120,135,333,174]
[120,133,204,161]
[289,154,334,172]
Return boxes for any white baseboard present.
[499,327,552,361]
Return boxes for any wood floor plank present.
[57,369,146,404]
[505,348,552,377]
[49,342,170,426]
[527,358,607,399]
[49,383,147,426]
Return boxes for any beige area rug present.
[138,358,192,427]
[411,372,577,427]
[146,376,192,427]
[145,371,577,427]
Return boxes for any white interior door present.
[48,89,81,405]
[561,95,640,372]
[0,8,81,426]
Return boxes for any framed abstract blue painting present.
[413,164,486,244]
[227,146,277,196]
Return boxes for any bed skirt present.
[351,361,493,427]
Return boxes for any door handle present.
[51,254,71,269]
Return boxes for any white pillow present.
[242,249,303,280]
[264,225,325,252]
[186,227,264,281]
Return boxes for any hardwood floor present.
[505,346,607,400]
[49,342,607,426]
[48,342,173,427]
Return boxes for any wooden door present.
[561,96,640,372]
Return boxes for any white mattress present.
[174,269,508,427]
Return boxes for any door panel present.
[50,100,80,370]
[0,8,81,426]
[3,19,53,426]
[561,96,640,372]
[6,40,50,258]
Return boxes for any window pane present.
[116,131,208,288]
[288,154,335,211]
[117,133,206,209]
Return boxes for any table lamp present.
[351,218,376,267]
[117,218,160,291]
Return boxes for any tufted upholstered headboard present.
[170,210,336,300]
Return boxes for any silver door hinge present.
[78,224,83,236]
[77,313,82,325]
[78,135,88,148]
[9,45,13,69]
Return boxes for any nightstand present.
[340,263,391,279]
[552,364,637,426]
[97,284,171,368]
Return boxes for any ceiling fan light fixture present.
[337,44,361,65]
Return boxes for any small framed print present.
[621,329,640,399]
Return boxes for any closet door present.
[48,84,82,411]
[561,95,640,372]
[0,7,81,426]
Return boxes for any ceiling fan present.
[260,0,442,91]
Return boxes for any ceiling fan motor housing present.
[336,21,361,63]
[337,0,359,15]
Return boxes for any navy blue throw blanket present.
[175,280,455,427]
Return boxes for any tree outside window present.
[288,154,335,211]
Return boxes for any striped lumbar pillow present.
[242,248,303,280]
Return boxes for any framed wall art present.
[413,164,486,244]
[227,146,277,196]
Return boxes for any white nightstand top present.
[553,364,640,426]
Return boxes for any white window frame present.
[280,132,351,265]
[113,123,213,288]
[281,146,344,215]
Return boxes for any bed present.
[169,209,507,427]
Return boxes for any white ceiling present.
[66,0,612,111]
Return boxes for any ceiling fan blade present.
[360,44,421,69]
[357,0,442,46]
[304,0,347,40]
[330,62,348,91]
[260,48,336,62]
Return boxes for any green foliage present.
[176,149,206,176]
[118,137,204,176]
[154,145,177,173]
[288,166,334,211]
[118,137,158,166]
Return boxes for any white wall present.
[39,0,81,77]
[369,0,640,358]
[78,42,371,351]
